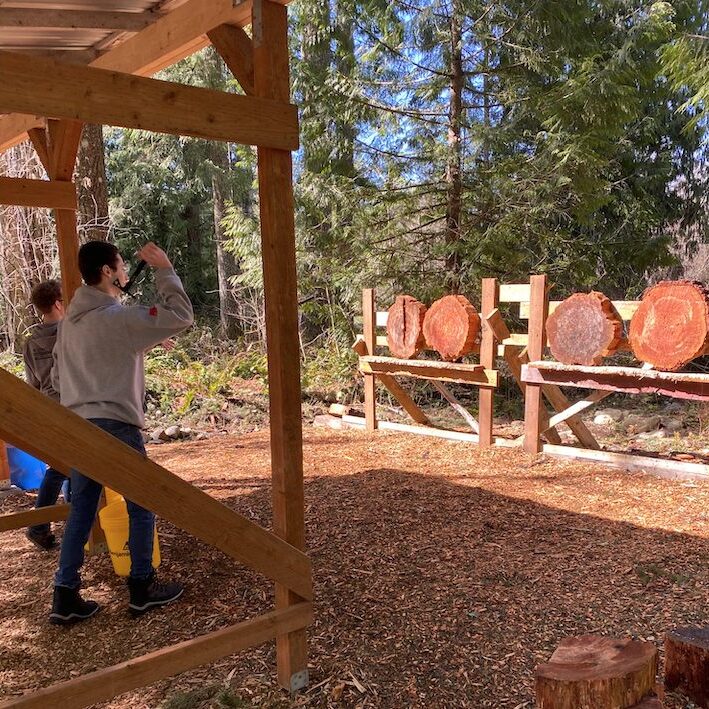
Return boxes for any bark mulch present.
[1,427,707,708]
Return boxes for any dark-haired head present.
[30,280,62,314]
[78,241,121,286]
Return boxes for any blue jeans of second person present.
[54,418,155,589]
[29,467,70,535]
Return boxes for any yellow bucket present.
[98,498,161,577]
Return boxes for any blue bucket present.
[6,446,47,491]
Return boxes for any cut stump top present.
[422,294,480,361]
[386,295,427,359]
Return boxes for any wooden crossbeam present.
[377,373,430,425]
[360,356,497,387]
[0,50,298,150]
[0,370,312,600]
[0,0,292,152]
[0,504,70,533]
[0,9,156,31]
[208,23,255,95]
[543,389,612,431]
[0,176,76,210]
[2,602,312,709]
[431,381,479,433]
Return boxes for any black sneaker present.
[50,586,100,625]
[26,528,57,551]
[127,573,183,617]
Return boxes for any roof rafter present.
[0,8,158,31]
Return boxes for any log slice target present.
[546,291,624,366]
[422,295,480,361]
[629,280,709,371]
[385,295,427,359]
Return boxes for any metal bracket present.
[290,669,309,694]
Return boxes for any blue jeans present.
[54,418,155,588]
[29,467,70,535]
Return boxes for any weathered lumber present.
[664,626,709,707]
[362,289,378,431]
[630,281,709,371]
[535,635,658,709]
[0,504,70,532]
[546,292,624,365]
[478,278,499,446]
[359,356,497,387]
[422,295,480,361]
[377,374,430,425]
[386,295,427,359]
[523,275,549,453]
[431,381,479,432]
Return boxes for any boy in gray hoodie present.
[23,279,69,550]
[50,240,194,625]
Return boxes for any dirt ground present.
[1,426,708,708]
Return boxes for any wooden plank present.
[0,504,70,532]
[542,444,709,482]
[478,278,499,446]
[0,50,299,150]
[0,177,76,210]
[522,362,709,402]
[359,356,497,387]
[27,127,51,174]
[208,23,255,95]
[543,389,612,431]
[0,370,312,600]
[0,9,157,31]
[0,441,9,482]
[432,381,479,432]
[378,373,430,425]
[375,311,388,328]
[253,0,308,691]
[47,119,83,181]
[499,283,531,303]
[0,0,293,152]
[523,275,548,453]
[520,299,640,321]
[2,602,312,709]
[362,289,378,431]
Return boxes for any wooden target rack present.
[0,2,312,706]
[352,275,709,481]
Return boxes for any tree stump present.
[629,281,709,371]
[386,295,427,359]
[546,292,624,365]
[422,295,480,361]
[664,626,709,707]
[535,635,658,709]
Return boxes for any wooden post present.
[252,0,309,692]
[479,278,498,446]
[524,274,548,453]
[363,288,378,431]
[0,440,10,487]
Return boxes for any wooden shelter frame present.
[0,1,312,705]
[353,276,709,482]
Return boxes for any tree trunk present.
[629,280,709,371]
[535,635,658,709]
[546,292,624,365]
[664,626,709,707]
[75,123,109,241]
[423,294,480,361]
[386,295,427,359]
[444,0,464,293]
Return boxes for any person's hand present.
[137,242,171,270]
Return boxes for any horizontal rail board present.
[520,299,641,321]
[0,176,76,210]
[0,504,70,532]
[359,356,497,387]
[499,283,532,303]
[521,361,709,401]
[2,603,312,708]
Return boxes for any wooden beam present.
[208,23,255,95]
[362,289,378,431]
[378,373,430,425]
[432,381,479,433]
[47,119,83,181]
[27,127,51,174]
[543,389,612,431]
[0,504,70,533]
[253,0,309,692]
[0,0,292,152]
[0,176,76,210]
[523,275,548,454]
[2,603,312,709]
[0,370,312,600]
[0,50,299,150]
[522,361,709,402]
[0,9,157,31]
[0,441,9,483]
[360,356,498,387]
[478,278,499,446]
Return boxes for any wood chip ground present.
[1,428,707,708]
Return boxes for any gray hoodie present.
[23,321,60,401]
[52,267,193,428]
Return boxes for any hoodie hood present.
[26,322,58,356]
[66,285,119,324]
